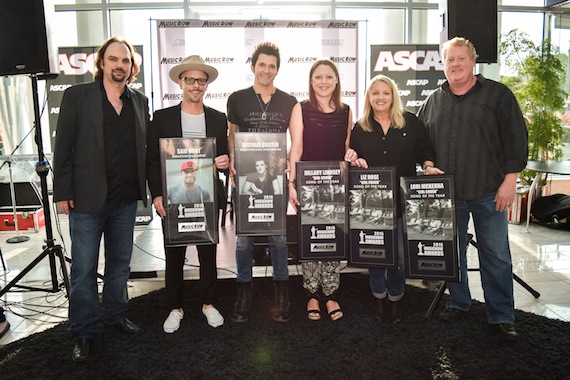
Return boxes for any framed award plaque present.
[160,137,218,247]
[297,161,348,261]
[348,167,397,268]
[401,175,459,281]
[234,132,287,236]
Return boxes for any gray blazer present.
[53,80,149,213]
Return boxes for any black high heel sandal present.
[324,293,343,321]
[307,291,321,321]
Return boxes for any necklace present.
[256,93,273,120]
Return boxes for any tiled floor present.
[1,206,570,347]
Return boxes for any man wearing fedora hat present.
[147,55,229,333]
[227,42,303,324]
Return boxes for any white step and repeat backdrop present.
[155,20,359,116]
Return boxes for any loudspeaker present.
[0,182,42,208]
[0,0,59,76]
[440,0,498,63]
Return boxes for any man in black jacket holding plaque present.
[146,55,229,334]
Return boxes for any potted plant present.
[499,29,567,185]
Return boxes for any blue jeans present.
[68,201,138,339]
[447,192,515,324]
[369,218,406,301]
[236,235,289,282]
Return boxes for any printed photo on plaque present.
[160,138,218,247]
[401,175,459,281]
[234,133,287,236]
[348,167,397,268]
[297,161,348,261]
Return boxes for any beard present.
[111,69,127,83]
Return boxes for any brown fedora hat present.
[168,55,218,84]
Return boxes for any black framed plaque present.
[401,175,459,281]
[297,161,348,261]
[348,167,397,268]
[234,132,287,236]
[160,137,218,247]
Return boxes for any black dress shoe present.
[72,338,91,362]
[493,323,519,341]
[111,318,141,335]
[439,307,465,322]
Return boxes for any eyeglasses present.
[180,77,208,85]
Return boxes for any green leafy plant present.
[500,29,567,184]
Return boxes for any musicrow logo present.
[204,57,235,64]
[163,93,183,101]
[245,21,276,28]
[160,57,184,65]
[310,243,336,252]
[158,20,191,28]
[329,57,357,63]
[288,57,317,63]
[202,21,234,27]
[327,21,357,28]
[322,39,344,46]
[205,93,232,100]
[287,21,318,28]
[418,260,445,271]
[248,213,274,222]
[178,222,206,232]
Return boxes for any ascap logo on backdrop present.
[288,57,317,63]
[245,21,276,28]
[329,57,357,63]
[205,93,232,100]
[50,84,72,92]
[327,21,357,28]
[204,57,234,64]
[161,57,183,65]
[399,90,412,97]
[322,39,344,46]
[373,50,443,72]
[287,21,318,28]
[58,53,95,75]
[158,20,191,28]
[163,93,183,101]
[59,52,143,76]
[202,21,233,27]
[407,79,429,86]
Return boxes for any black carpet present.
[1,273,569,380]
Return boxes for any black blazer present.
[53,80,150,213]
[146,103,229,200]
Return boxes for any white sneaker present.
[163,309,184,333]
[202,306,224,328]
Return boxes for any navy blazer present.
[53,80,150,213]
[146,103,229,200]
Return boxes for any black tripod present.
[0,74,70,297]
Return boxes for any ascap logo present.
[406,100,424,107]
[288,57,317,63]
[58,52,142,76]
[418,260,445,271]
[322,39,344,46]
[245,21,276,28]
[329,57,357,63]
[50,107,60,114]
[327,21,357,28]
[161,57,183,65]
[287,21,318,28]
[173,39,185,46]
[202,21,233,27]
[158,20,191,28]
[204,57,234,64]
[135,215,152,224]
[310,243,336,252]
[163,93,183,101]
[373,50,443,72]
[407,79,429,86]
[205,93,232,99]
[421,89,435,96]
[128,83,143,90]
[248,213,274,222]
[49,84,72,92]
[399,90,411,97]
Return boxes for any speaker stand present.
[0,74,70,297]
[4,159,30,243]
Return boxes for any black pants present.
[165,244,217,309]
